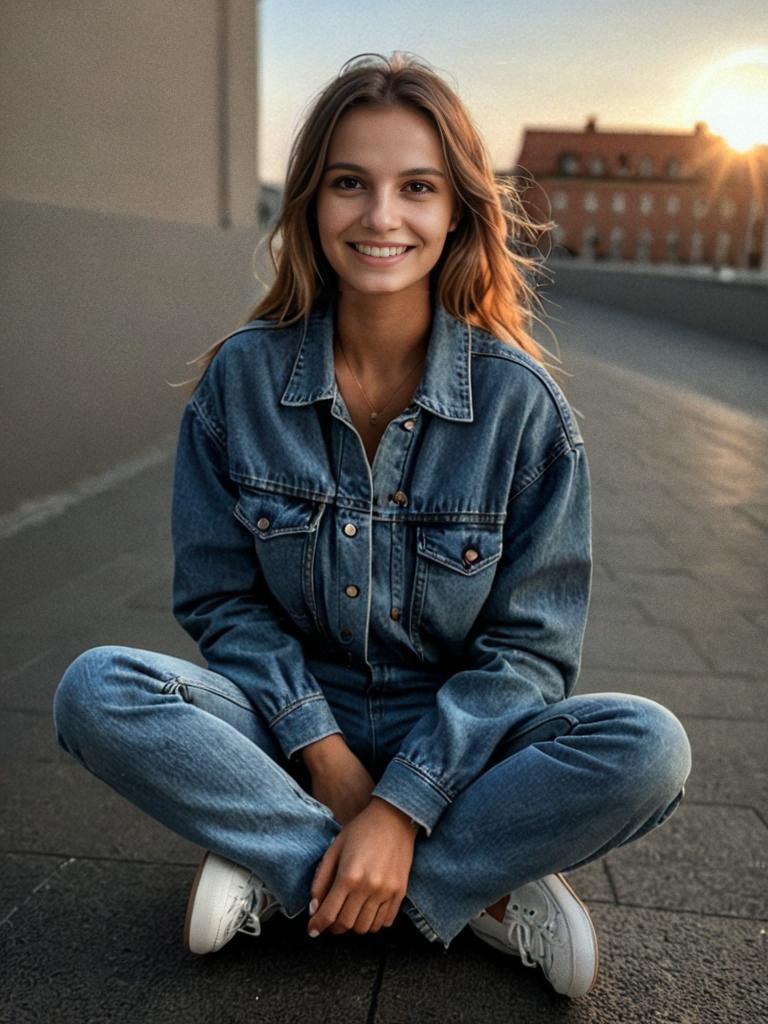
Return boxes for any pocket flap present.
[234,488,321,538]
[417,523,503,575]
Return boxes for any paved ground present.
[2,295,767,1023]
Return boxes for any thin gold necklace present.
[335,334,425,428]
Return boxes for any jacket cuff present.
[372,757,453,837]
[271,694,342,761]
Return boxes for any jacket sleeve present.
[171,392,342,761]
[371,439,592,836]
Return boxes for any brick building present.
[510,118,768,269]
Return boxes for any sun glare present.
[693,49,768,152]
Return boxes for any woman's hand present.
[307,797,419,938]
[302,734,375,825]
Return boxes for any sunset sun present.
[693,49,768,151]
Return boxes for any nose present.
[360,187,402,233]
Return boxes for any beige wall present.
[1,2,265,515]
[1,0,258,227]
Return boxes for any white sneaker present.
[183,851,282,955]
[468,872,599,998]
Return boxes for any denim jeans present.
[53,644,692,948]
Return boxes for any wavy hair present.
[177,52,562,391]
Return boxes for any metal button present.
[392,490,408,507]
[463,547,480,564]
[403,419,416,431]
[390,607,401,621]
[343,523,358,537]
[256,517,271,531]
[345,584,360,598]
[340,628,353,640]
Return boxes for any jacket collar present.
[280,295,474,422]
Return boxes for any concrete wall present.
[1,198,269,516]
[1,0,258,227]
[1,2,264,516]
[545,261,768,348]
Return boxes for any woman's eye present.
[333,176,362,190]
[406,181,433,194]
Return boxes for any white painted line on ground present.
[0,441,175,541]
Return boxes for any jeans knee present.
[53,645,126,753]
[622,695,692,802]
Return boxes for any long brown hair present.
[178,52,562,391]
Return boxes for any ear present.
[448,207,460,233]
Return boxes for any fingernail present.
[309,898,318,915]
[309,929,319,938]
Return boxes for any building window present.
[588,157,605,176]
[552,225,568,247]
[719,196,736,219]
[612,192,626,214]
[583,191,599,212]
[666,195,680,215]
[617,153,630,175]
[636,229,653,261]
[693,198,708,220]
[559,152,579,175]
[609,226,625,260]
[581,226,598,259]
[640,193,654,215]
[552,191,568,211]
[715,231,731,265]
[639,155,653,177]
[690,231,704,263]
[665,231,680,262]
[666,158,681,178]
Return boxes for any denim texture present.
[53,646,691,947]
[171,295,593,835]
[53,294,693,947]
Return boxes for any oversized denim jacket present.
[171,296,592,836]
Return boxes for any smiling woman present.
[53,51,692,1003]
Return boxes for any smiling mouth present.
[348,243,413,258]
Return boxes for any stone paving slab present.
[581,619,710,674]
[0,762,201,864]
[602,802,768,919]
[1,859,381,1024]
[576,668,767,723]
[375,903,768,1024]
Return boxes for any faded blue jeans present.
[53,645,692,947]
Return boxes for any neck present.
[334,288,433,383]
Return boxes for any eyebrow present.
[324,161,446,178]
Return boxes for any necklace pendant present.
[369,412,379,426]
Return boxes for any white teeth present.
[353,244,409,257]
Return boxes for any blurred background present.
[2,0,766,519]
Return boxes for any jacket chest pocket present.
[234,487,326,635]
[409,521,504,658]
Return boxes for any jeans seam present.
[167,676,257,715]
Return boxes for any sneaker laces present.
[505,894,566,972]
[234,875,281,938]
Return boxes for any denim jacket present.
[171,296,592,836]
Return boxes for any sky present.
[259,0,766,183]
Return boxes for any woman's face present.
[315,103,459,301]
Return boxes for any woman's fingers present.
[366,896,396,934]
[309,838,339,916]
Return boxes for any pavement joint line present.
[0,855,75,927]
[0,850,201,868]
[365,947,387,1024]
[0,438,175,541]
[602,860,621,904]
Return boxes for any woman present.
[53,52,692,1000]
